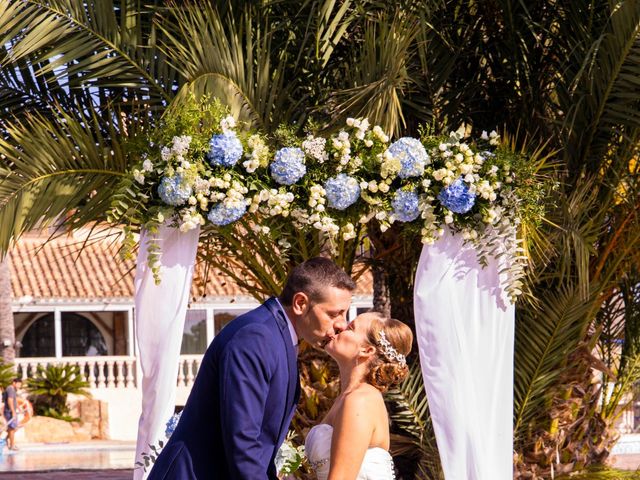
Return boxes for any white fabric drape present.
[413,230,514,480]
[133,225,200,480]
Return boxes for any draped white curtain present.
[413,230,514,480]
[133,225,200,480]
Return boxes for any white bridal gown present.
[305,424,396,480]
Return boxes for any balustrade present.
[177,355,202,388]
[14,355,204,390]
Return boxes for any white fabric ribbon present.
[133,225,200,480]
[413,229,514,480]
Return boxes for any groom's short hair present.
[279,257,356,305]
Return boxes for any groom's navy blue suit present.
[147,298,300,480]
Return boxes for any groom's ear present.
[291,292,310,315]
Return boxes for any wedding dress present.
[305,424,396,480]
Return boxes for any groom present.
[147,257,355,479]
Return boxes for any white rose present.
[133,170,145,185]
[142,159,153,172]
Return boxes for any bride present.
[305,311,413,480]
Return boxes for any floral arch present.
[113,96,542,480]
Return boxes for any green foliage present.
[385,359,443,480]
[25,364,91,419]
[136,439,165,472]
[0,362,15,389]
[557,467,640,479]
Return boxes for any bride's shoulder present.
[342,384,385,409]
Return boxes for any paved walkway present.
[0,440,634,478]
[0,441,135,473]
[0,470,133,479]
[611,453,640,470]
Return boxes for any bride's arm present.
[327,391,375,480]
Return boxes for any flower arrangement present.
[110,95,543,300]
[136,411,183,471]
[275,431,306,477]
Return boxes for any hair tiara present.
[377,331,407,366]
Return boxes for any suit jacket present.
[148,297,300,479]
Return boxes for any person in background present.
[3,378,22,451]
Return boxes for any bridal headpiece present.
[377,331,407,366]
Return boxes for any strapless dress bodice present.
[305,424,396,480]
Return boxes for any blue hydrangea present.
[392,190,420,222]
[158,175,192,206]
[324,174,361,210]
[207,132,243,167]
[165,411,182,438]
[207,202,247,226]
[387,137,429,179]
[270,147,306,185]
[438,177,476,213]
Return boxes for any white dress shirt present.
[275,297,299,350]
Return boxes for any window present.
[19,313,108,357]
[214,309,250,335]
[181,310,207,355]
[62,313,108,356]
[20,315,54,357]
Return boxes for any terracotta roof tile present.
[9,229,373,302]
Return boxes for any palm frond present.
[385,359,443,479]
[513,282,598,442]
[558,1,640,173]
[0,0,175,122]
[0,108,129,253]
[158,1,297,132]
[313,0,356,68]
[328,11,421,137]
[599,272,640,419]
[195,214,365,301]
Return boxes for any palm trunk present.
[0,256,15,364]
[371,260,391,317]
[368,222,421,336]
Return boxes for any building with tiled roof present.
[9,228,373,359]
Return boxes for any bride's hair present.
[364,312,413,392]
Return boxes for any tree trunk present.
[0,256,16,364]
[371,260,391,317]
[368,222,422,337]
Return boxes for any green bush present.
[557,469,640,479]
[25,364,91,420]
[0,362,16,389]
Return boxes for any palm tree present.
[0,257,14,363]
[1,0,640,476]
